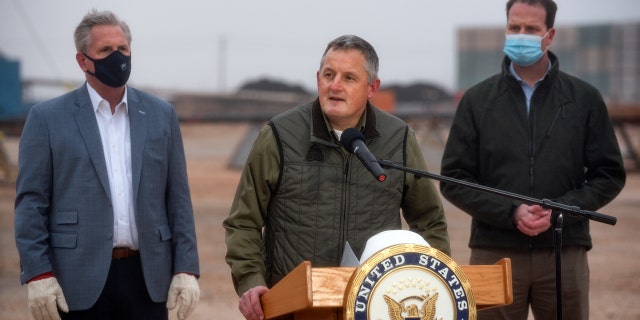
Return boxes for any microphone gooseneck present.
[340,128,387,182]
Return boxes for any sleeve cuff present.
[28,271,54,283]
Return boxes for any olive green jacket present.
[225,99,450,295]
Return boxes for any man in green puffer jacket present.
[224,35,450,320]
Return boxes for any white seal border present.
[343,243,476,320]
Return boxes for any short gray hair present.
[320,35,379,84]
[74,9,132,53]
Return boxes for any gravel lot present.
[1,122,638,319]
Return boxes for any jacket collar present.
[310,98,381,144]
[502,50,560,84]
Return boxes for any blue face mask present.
[503,32,548,66]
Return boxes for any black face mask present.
[83,51,131,88]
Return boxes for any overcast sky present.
[1,0,639,94]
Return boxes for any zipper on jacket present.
[528,120,535,249]
[528,109,536,196]
[337,155,351,263]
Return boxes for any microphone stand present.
[378,159,617,320]
[378,160,616,225]
[553,211,563,320]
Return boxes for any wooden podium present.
[261,259,513,320]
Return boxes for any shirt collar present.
[325,108,367,142]
[508,60,551,87]
[86,82,128,113]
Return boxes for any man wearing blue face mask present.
[14,9,200,320]
[440,0,626,319]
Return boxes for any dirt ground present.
[1,122,638,319]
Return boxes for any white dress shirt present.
[86,84,138,249]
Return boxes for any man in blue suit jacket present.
[14,9,200,320]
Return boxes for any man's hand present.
[239,286,269,320]
[167,273,200,320]
[27,277,69,320]
[514,204,552,236]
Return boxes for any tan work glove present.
[166,273,200,320]
[27,277,69,320]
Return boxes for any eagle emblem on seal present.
[383,292,439,320]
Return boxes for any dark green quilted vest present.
[264,100,408,286]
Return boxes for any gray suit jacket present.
[14,84,199,310]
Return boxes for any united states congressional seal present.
[344,244,476,320]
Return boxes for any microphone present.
[340,128,387,182]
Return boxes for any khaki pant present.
[471,246,589,320]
